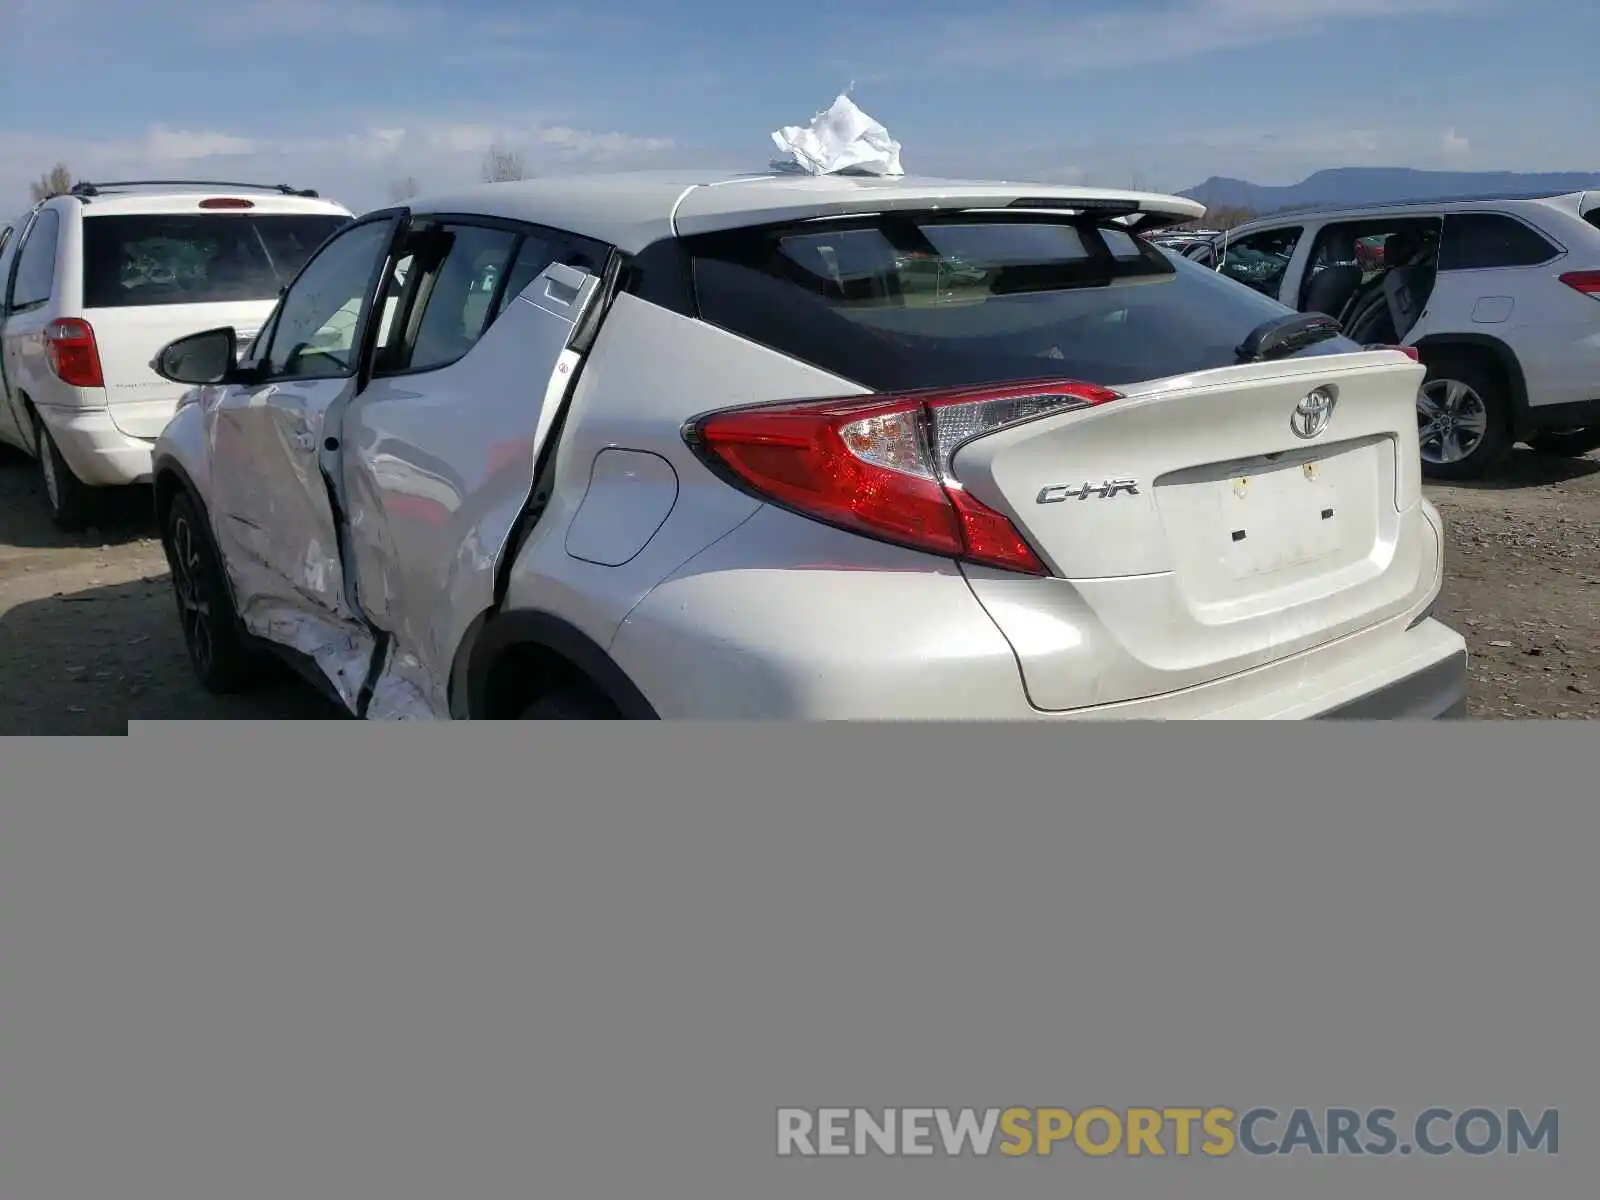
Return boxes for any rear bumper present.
[1317,646,1467,719]
[606,505,1469,721]
[33,404,155,486]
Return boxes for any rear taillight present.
[1559,270,1600,299]
[685,380,1122,575]
[199,197,255,210]
[44,318,104,388]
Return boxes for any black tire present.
[35,419,103,531]
[162,491,266,694]
[1415,352,1512,482]
[518,686,619,720]
[1527,427,1600,458]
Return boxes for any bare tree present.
[480,145,527,183]
[389,176,420,202]
[29,163,73,202]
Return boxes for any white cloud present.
[1441,128,1472,158]
[144,127,259,161]
[0,117,678,213]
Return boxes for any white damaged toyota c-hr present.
[148,170,1467,719]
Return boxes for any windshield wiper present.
[1236,312,1343,363]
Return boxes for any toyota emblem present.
[1291,388,1336,439]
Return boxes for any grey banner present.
[2,724,1592,1199]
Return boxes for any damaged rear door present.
[334,220,613,718]
[204,207,411,711]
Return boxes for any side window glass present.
[262,219,395,380]
[238,296,285,367]
[488,234,559,322]
[1220,226,1301,295]
[1304,224,1365,275]
[1439,213,1558,271]
[1296,223,1373,301]
[10,209,61,309]
[0,224,13,260]
[404,224,521,373]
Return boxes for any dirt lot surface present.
[1,443,1596,730]
[0,447,336,733]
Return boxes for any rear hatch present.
[684,199,1432,710]
[81,205,349,438]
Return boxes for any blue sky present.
[1,0,1595,213]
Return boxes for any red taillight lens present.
[44,318,104,388]
[686,380,1122,575]
[199,197,255,210]
[1559,270,1600,298]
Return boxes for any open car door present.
[203,207,412,711]
[333,221,615,718]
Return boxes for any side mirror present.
[152,326,239,386]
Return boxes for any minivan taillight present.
[44,318,105,388]
[684,380,1122,575]
[1559,270,1600,299]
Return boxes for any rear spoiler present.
[671,180,1207,239]
[1000,197,1200,235]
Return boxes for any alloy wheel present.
[1417,378,1489,465]
[169,514,215,674]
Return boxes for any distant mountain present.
[1179,168,1600,213]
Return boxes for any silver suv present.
[1189,191,1600,478]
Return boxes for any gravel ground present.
[0,446,336,732]
[1,443,1596,730]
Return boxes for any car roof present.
[411,169,1206,254]
[1230,190,1588,231]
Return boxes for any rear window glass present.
[1438,213,1557,271]
[82,213,351,308]
[688,215,1360,391]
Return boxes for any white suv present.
[148,171,1466,720]
[0,181,353,528]
[1188,191,1600,479]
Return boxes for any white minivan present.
[0,180,352,528]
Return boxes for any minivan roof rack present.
[67,180,321,200]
